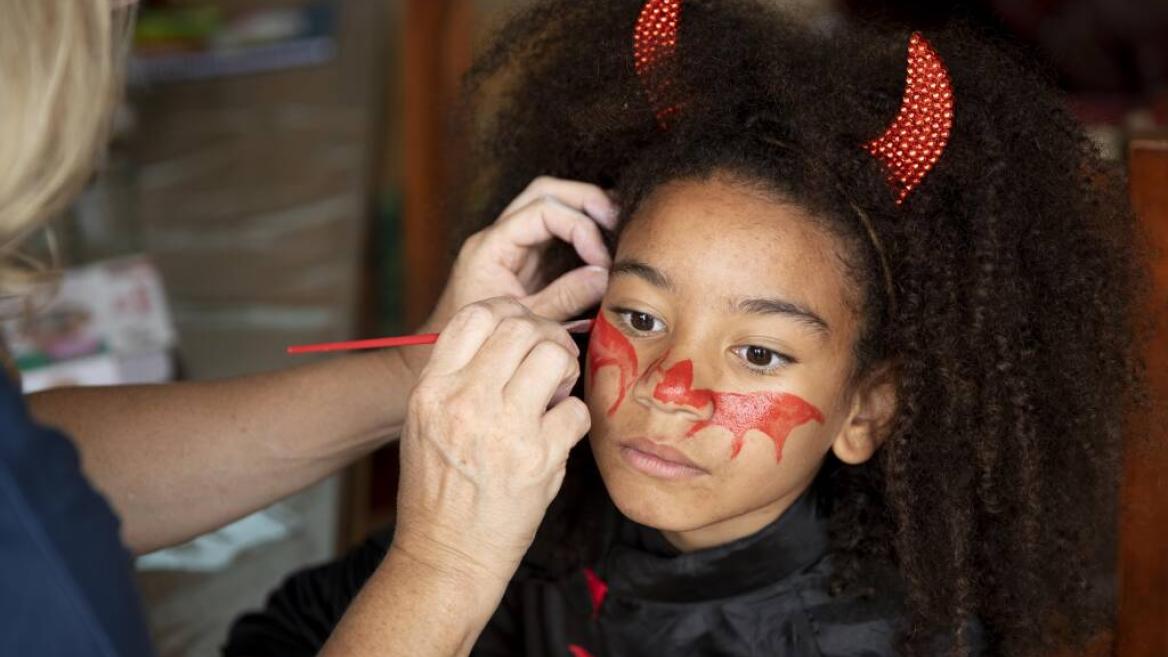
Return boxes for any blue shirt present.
[0,374,154,657]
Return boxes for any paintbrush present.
[287,319,595,355]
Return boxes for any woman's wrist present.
[320,536,510,657]
[392,343,433,398]
[364,347,420,437]
[389,527,525,590]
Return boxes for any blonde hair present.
[0,0,133,298]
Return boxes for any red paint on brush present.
[652,359,825,462]
[583,568,608,620]
[568,645,596,657]
[588,312,640,416]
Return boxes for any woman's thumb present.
[524,266,609,320]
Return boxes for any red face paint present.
[588,311,639,416]
[653,358,824,462]
[652,359,713,408]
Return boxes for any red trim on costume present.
[583,567,609,620]
[568,645,597,657]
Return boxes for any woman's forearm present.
[26,349,418,554]
[320,545,510,657]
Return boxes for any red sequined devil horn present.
[632,5,953,205]
[864,33,955,205]
[633,0,682,126]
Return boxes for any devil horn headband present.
[632,1,955,205]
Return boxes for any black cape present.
[223,488,916,657]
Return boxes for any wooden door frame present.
[1117,136,1168,657]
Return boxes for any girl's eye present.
[745,346,773,366]
[614,309,666,334]
[732,345,792,373]
[629,312,658,332]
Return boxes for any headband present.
[632,1,957,315]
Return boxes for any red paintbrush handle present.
[287,319,594,355]
[287,333,440,354]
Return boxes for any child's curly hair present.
[450,1,1147,655]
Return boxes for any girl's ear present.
[831,363,898,465]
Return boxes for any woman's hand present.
[395,176,615,385]
[320,298,589,657]
[427,176,617,332]
[392,298,591,583]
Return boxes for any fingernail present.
[585,201,619,229]
[585,265,610,290]
[561,319,594,334]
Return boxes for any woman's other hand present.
[428,176,617,332]
[392,298,591,583]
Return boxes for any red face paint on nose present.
[653,358,824,463]
[653,359,714,408]
[588,312,639,416]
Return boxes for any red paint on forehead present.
[653,358,824,462]
[587,311,639,416]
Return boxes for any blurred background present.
[6,0,1164,655]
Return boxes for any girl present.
[225,1,1144,655]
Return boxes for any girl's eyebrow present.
[612,259,675,291]
[731,297,831,338]
[612,259,830,338]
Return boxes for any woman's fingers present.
[501,176,618,229]
[493,195,613,269]
[423,298,529,376]
[464,311,579,389]
[503,340,581,416]
[523,264,610,321]
[540,396,591,461]
[420,176,616,339]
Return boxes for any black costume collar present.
[601,489,829,603]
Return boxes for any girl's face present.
[586,175,895,551]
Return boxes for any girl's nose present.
[634,352,715,420]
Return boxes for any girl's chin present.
[596,460,711,533]
[588,429,719,531]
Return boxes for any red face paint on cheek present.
[693,390,824,462]
[587,312,639,416]
[652,358,824,462]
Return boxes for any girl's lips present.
[618,437,708,480]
